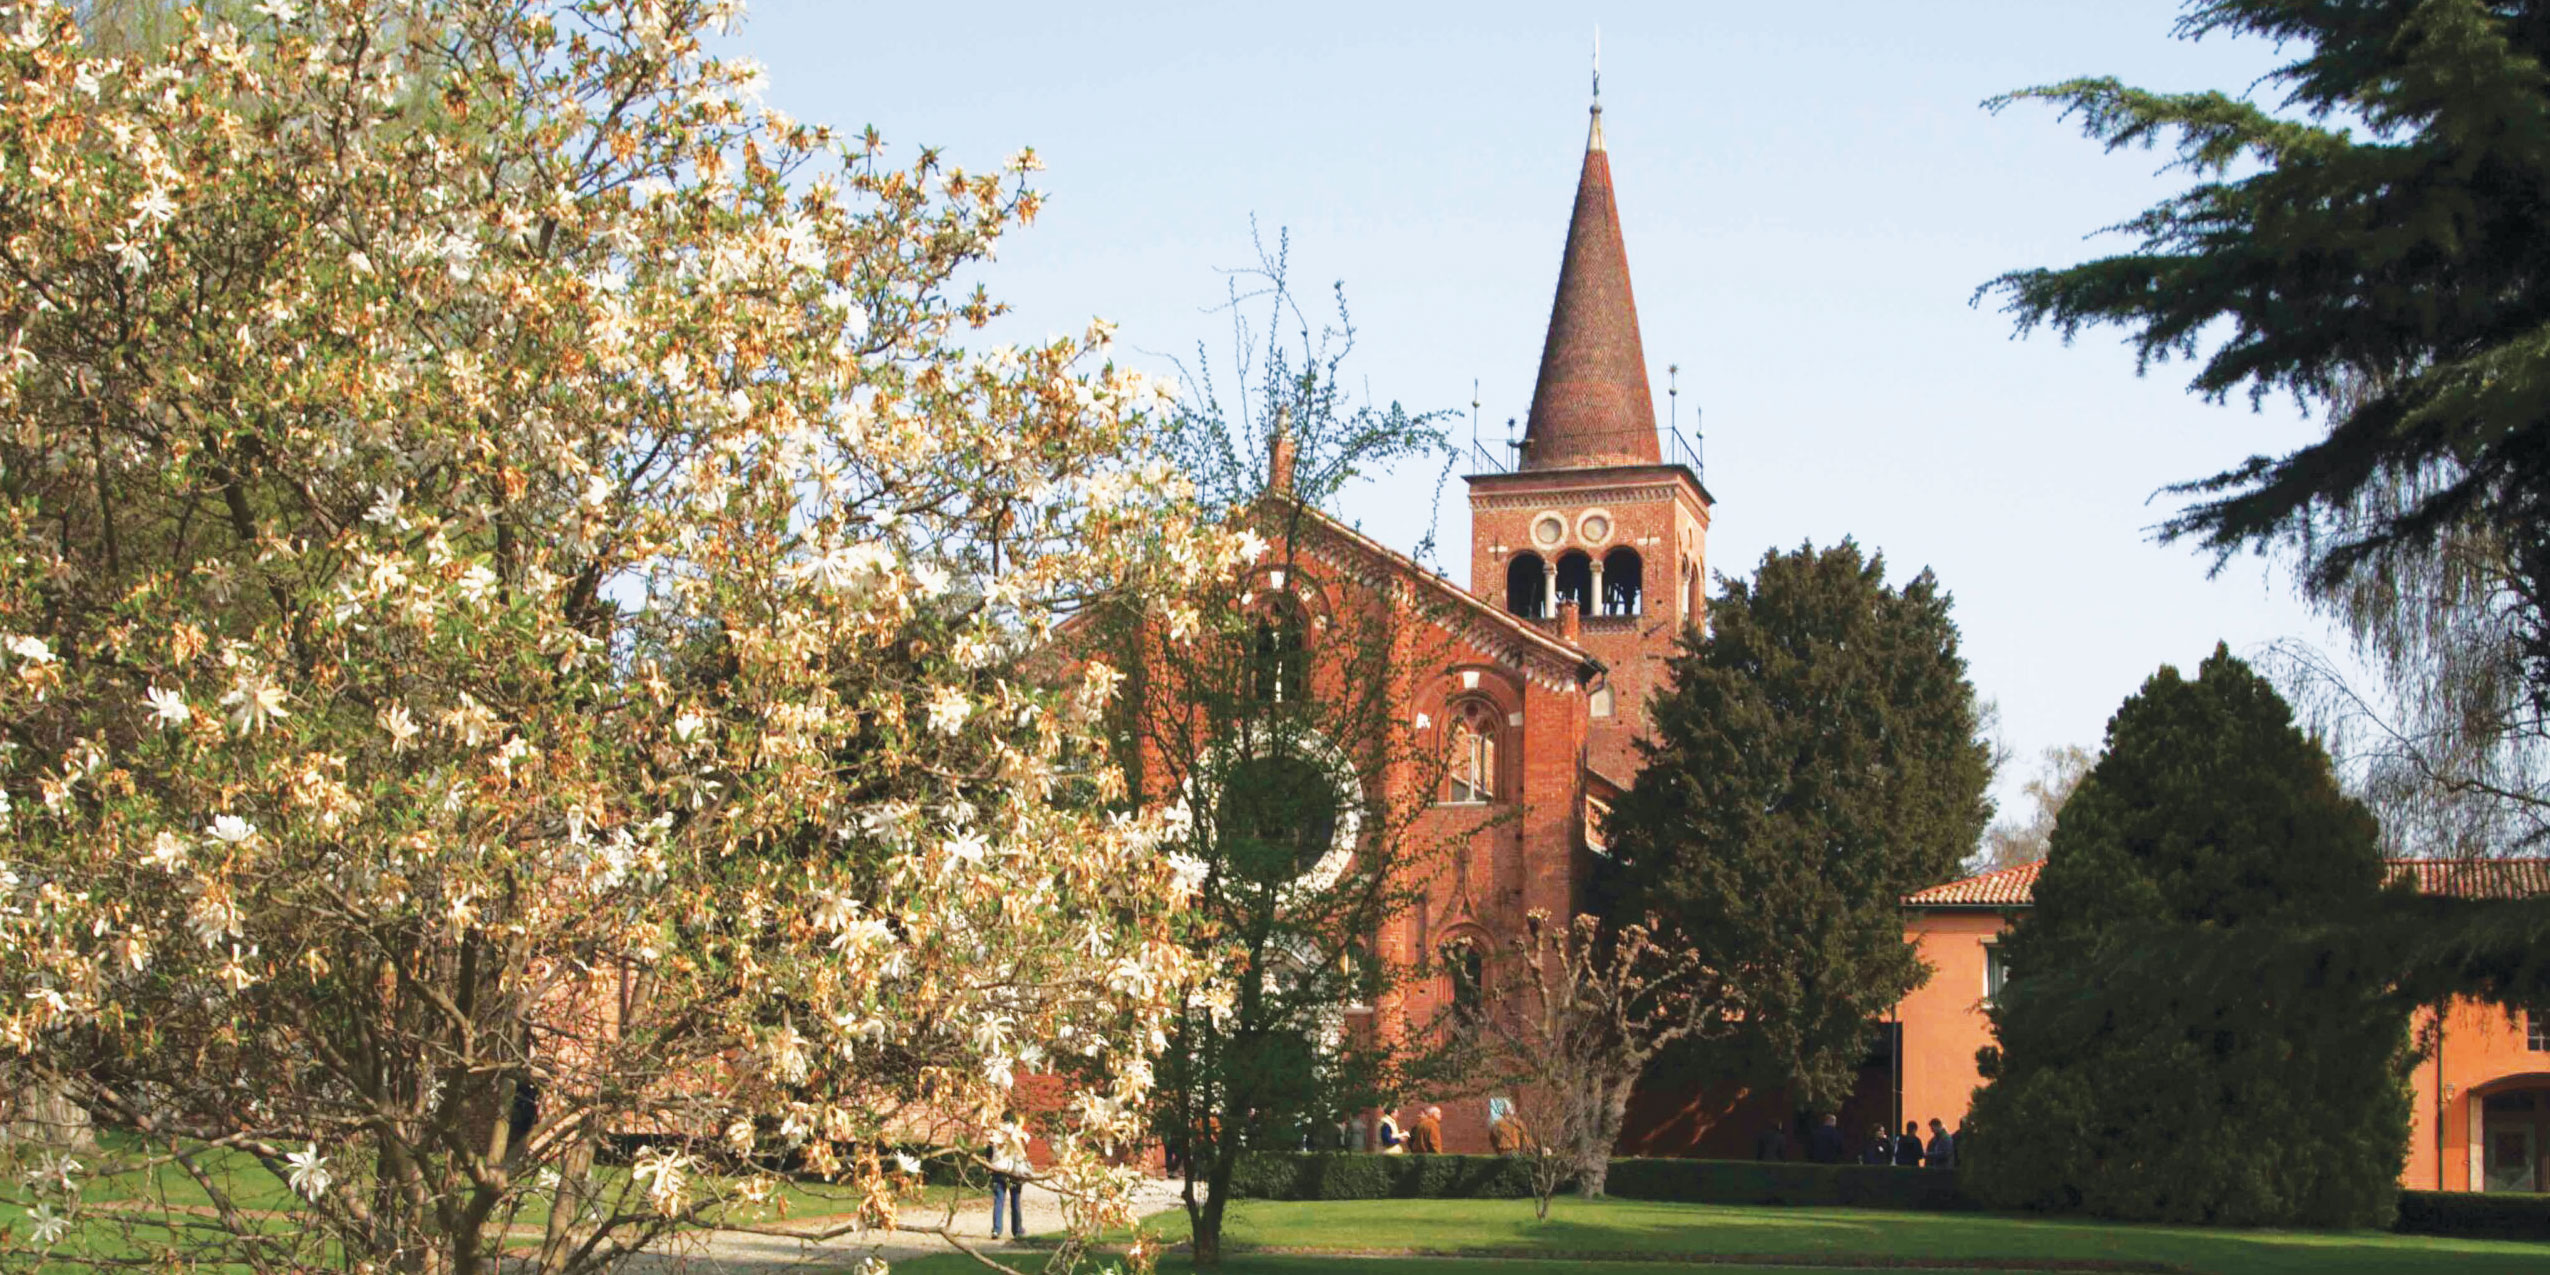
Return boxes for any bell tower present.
[1466,86,1712,785]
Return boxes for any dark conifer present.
[1602,540,1993,1109]
[1965,646,2413,1227]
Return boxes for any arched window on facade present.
[1554,551,1593,614]
[1683,560,1702,624]
[1446,698,1499,803]
[1601,547,1643,617]
[1505,552,1546,618]
[1445,939,1486,1026]
[1250,597,1307,704]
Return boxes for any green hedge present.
[1605,1157,1972,1212]
[2394,1190,2550,1242]
[1227,1152,1971,1211]
[1228,1152,1539,1200]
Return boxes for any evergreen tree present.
[1986,1,2550,705]
[1965,646,2413,1227]
[1602,541,1993,1109]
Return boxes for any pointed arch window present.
[1446,699,1500,804]
[1444,938,1486,1027]
[1250,598,1307,705]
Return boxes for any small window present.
[1249,599,1307,705]
[2530,1008,2550,1053]
[1446,941,1485,1025]
[1447,700,1498,803]
[1985,945,2011,1003]
[1585,796,1613,856]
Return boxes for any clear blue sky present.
[734,0,2344,820]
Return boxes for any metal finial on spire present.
[1593,27,1602,107]
[1587,27,1607,151]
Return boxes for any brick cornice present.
[1272,501,1601,693]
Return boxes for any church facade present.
[1183,99,1719,1155]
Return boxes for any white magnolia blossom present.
[219,673,290,735]
[285,1144,331,1200]
[144,685,191,727]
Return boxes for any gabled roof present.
[1904,862,2042,908]
[1521,104,1661,472]
[2389,858,2550,900]
[1273,498,1603,690]
[1902,857,2550,909]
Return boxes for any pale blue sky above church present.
[733,0,2343,814]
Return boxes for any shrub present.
[2394,1190,2550,1242]
[1227,1152,1539,1200]
[1605,1158,1973,1211]
[1225,1152,1973,1211]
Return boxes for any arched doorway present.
[2474,1075,2550,1192]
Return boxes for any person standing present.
[988,1110,1031,1240]
[1806,1114,1845,1165]
[1860,1124,1894,1166]
[1924,1117,1957,1169]
[1377,1109,1404,1154]
[1892,1121,1924,1167]
[1410,1105,1444,1154]
[1754,1121,1790,1161]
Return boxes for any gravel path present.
[616,1176,1188,1273]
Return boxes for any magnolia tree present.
[0,2,1229,1272]
[1468,912,1732,1216]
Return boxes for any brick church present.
[1190,95,1718,1155]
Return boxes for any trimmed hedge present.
[1229,1152,1538,1200]
[2394,1189,2550,1242]
[1605,1157,1973,1212]
[1227,1152,1971,1211]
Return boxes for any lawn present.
[1015,1196,2550,1275]
[890,1259,2035,1275]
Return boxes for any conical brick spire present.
[1520,101,1661,471]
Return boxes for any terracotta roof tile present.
[1904,862,2041,908]
[1902,857,2550,908]
[2386,858,2550,899]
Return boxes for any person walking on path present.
[988,1111,1031,1240]
[1924,1117,1957,1169]
[1892,1122,1924,1167]
[1376,1109,1404,1154]
[1409,1105,1444,1154]
[1807,1114,1845,1165]
[1860,1124,1894,1166]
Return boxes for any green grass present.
[890,1259,2046,1275]
[1090,1196,2550,1275]
[0,1132,943,1266]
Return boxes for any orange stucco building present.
[1895,858,2550,1194]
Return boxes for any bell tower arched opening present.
[1602,547,1644,617]
[1506,553,1547,618]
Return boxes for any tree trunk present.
[1576,1076,1633,1199]
[1191,1140,1237,1268]
[2,1082,94,1150]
